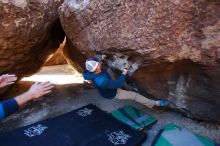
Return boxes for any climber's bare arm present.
[0,81,54,120]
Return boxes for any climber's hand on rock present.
[101,54,107,60]
[0,74,17,88]
[122,68,128,75]
[124,62,131,70]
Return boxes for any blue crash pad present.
[0,104,146,146]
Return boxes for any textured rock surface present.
[59,0,220,122]
[45,41,67,66]
[0,0,65,78]
[63,38,87,72]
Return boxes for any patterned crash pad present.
[152,123,220,146]
[111,105,157,130]
[0,104,146,146]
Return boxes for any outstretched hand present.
[28,81,54,100]
[0,74,17,88]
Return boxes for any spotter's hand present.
[0,74,17,88]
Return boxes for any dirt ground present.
[0,65,219,146]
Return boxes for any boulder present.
[44,41,67,66]
[0,0,65,78]
[59,0,220,122]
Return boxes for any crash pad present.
[111,105,157,130]
[152,123,220,146]
[0,104,146,146]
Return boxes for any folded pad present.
[0,104,146,146]
[152,123,220,146]
[111,105,157,130]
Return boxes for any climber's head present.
[85,58,102,74]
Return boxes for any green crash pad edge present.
[111,105,157,130]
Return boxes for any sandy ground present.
[0,65,219,146]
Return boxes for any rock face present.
[0,0,65,78]
[59,0,220,122]
[44,41,67,66]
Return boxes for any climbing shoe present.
[156,100,170,107]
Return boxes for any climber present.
[83,56,169,108]
[0,74,54,121]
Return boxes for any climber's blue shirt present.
[0,99,19,121]
[83,70,126,99]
